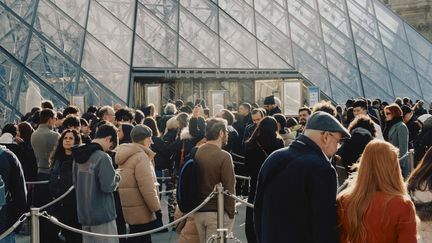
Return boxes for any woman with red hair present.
[337,139,417,243]
[383,104,409,178]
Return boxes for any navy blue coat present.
[0,146,27,234]
[254,135,339,243]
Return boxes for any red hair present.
[384,104,402,119]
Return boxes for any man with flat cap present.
[254,111,350,243]
[263,95,281,116]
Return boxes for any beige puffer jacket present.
[115,143,160,225]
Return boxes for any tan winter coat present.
[115,143,161,225]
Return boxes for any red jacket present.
[338,192,417,243]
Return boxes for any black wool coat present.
[254,135,339,243]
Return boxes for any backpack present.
[176,147,201,213]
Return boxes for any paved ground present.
[16,192,249,243]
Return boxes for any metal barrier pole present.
[30,208,40,243]
[216,183,226,243]
[408,149,415,172]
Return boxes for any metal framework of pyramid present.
[1,0,432,125]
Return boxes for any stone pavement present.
[16,193,249,243]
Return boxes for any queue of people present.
[0,96,431,243]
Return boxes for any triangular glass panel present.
[325,47,362,95]
[411,50,432,82]
[255,10,294,67]
[218,8,258,67]
[26,34,78,99]
[329,74,361,104]
[384,47,420,94]
[17,72,68,114]
[178,38,217,68]
[289,17,326,66]
[50,0,88,27]
[139,0,178,31]
[378,22,413,68]
[76,73,125,106]
[356,48,393,94]
[405,22,432,63]
[418,74,432,102]
[0,99,19,127]
[287,0,320,36]
[136,3,177,65]
[321,21,357,66]
[257,41,291,69]
[347,0,379,39]
[178,5,219,65]
[373,0,406,41]
[34,0,84,62]
[218,0,255,33]
[292,44,331,95]
[180,0,219,32]
[81,35,129,101]
[254,0,290,37]
[390,73,420,100]
[319,0,350,38]
[220,40,256,69]
[0,5,30,62]
[97,0,135,28]
[361,74,394,102]
[87,1,132,63]
[0,51,22,104]
[133,34,174,67]
[351,22,386,67]
[1,0,36,23]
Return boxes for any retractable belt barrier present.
[2,178,257,242]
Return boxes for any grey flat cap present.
[305,111,351,138]
[130,124,153,143]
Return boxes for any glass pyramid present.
[1,0,432,126]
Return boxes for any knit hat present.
[263,95,275,105]
[400,105,412,116]
[130,124,153,143]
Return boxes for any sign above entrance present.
[133,68,300,80]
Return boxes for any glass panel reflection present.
[0,5,30,62]
[179,5,219,66]
[1,0,36,23]
[35,0,84,62]
[136,3,177,65]
[0,52,21,104]
[133,35,174,67]
[87,1,132,63]
[17,73,67,114]
[26,35,77,99]
[139,0,178,31]
[81,35,129,101]
[50,0,88,27]
[76,73,124,106]
[97,0,135,28]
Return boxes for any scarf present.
[383,117,403,141]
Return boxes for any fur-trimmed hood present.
[180,127,193,141]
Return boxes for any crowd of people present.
[0,95,431,243]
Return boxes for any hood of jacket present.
[180,127,193,140]
[0,133,14,144]
[115,143,156,166]
[72,143,103,164]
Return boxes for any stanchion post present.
[408,149,415,172]
[30,208,40,243]
[216,183,226,243]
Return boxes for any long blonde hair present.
[337,139,407,242]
